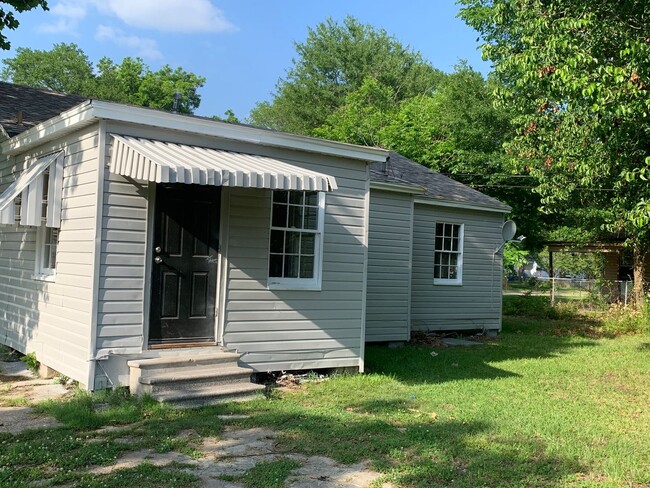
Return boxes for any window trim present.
[34,223,58,282]
[433,222,464,286]
[33,167,58,281]
[267,190,325,291]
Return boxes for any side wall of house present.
[0,125,100,384]
[411,203,504,331]
[365,189,412,342]
[222,155,368,372]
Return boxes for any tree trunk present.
[632,245,646,307]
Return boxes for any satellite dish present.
[502,220,517,241]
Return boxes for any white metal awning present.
[109,134,338,191]
[0,151,64,227]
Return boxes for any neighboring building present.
[0,82,509,399]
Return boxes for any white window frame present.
[433,222,464,286]
[267,190,325,291]
[33,169,59,282]
[34,223,58,282]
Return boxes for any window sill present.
[32,273,56,283]
[433,280,462,286]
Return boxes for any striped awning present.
[0,151,64,227]
[109,134,338,191]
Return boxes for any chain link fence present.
[504,277,636,308]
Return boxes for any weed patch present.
[237,458,301,488]
[19,352,39,375]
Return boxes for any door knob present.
[154,246,162,253]
[154,256,163,264]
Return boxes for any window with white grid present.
[34,170,59,281]
[434,222,463,285]
[268,190,324,290]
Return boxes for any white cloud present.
[38,0,88,33]
[95,25,163,60]
[51,1,88,19]
[102,0,237,33]
[40,0,236,35]
[38,18,79,34]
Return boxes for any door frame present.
[143,182,224,349]
[215,187,231,346]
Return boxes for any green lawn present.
[1,306,649,487]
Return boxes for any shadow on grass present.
[229,403,584,487]
[365,318,598,386]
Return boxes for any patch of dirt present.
[0,406,62,434]
[2,369,390,488]
[0,360,71,434]
[86,426,390,488]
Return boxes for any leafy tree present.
[211,109,240,124]
[2,43,205,113]
[459,0,650,303]
[503,241,528,276]
[313,76,397,147]
[0,1,47,50]
[315,64,548,248]
[249,16,443,134]
[3,43,93,94]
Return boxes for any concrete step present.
[128,352,241,376]
[138,366,255,396]
[128,351,264,406]
[155,382,266,408]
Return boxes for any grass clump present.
[237,458,301,488]
[73,463,199,488]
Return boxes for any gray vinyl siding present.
[94,121,368,379]
[411,204,504,331]
[222,155,368,372]
[0,125,100,384]
[365,190,412,341]
[96,127,149,354]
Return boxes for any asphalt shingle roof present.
[370,151,511,212]
[0,82,509,212]
[0,81,88,138]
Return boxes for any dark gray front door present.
[149,184,220,345]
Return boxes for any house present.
[0,82,509,400]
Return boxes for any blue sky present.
[1,1,489,120]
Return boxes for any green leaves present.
[1,43,205,113]
[248,16,442,134]
[0,1,48,50]
[459,0,650,255]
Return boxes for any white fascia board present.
[370,181,425,194]
[91,101,388,163]
[414,196,511,214]
[2,99,389,163]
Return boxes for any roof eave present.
[414,196,511,214]
[1,100,95,156]
[2,99,388,162]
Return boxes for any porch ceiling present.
[109,134,338,191]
